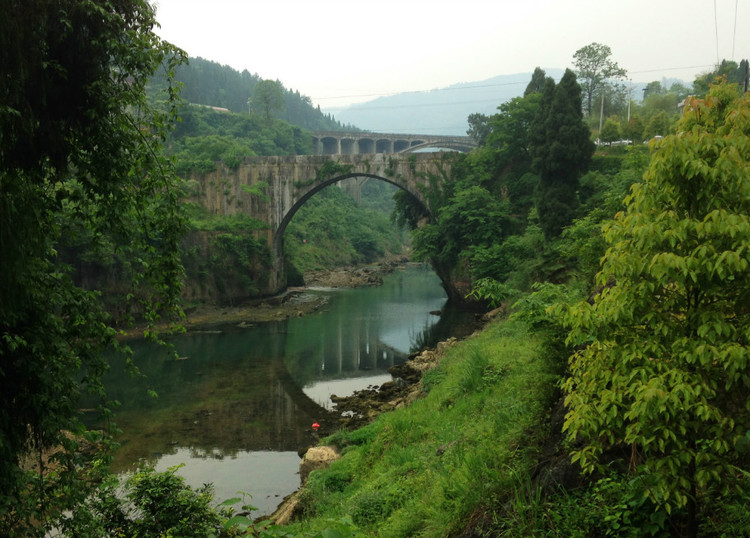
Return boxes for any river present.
[98,264,470,516]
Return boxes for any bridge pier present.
[312,131,476,156]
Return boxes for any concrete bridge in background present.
[190,151,460,294]
[312,131,476,155]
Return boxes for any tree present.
[598,118,621,144]
[466,112,491,145]
[249,78,285,121]
[524,67,548,96]
[669,81,692,100]
[693,59,749,96]
[0,0,185,531]
[642,109,673,140]
[572,42,627,117]
[560,82,750,536]
[486,92,543,173]
[530,69,595,239]
[642,80,665,99]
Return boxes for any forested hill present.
[149,56,355,131]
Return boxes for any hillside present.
[149,56,356,132]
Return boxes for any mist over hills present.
[323,70,566,136]
[323,70,683,137]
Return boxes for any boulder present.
[299,445,340,484]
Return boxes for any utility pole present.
[627,84,632,122]
[598,92,605,133]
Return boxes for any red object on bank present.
[312,422,320,431]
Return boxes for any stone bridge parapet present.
[312,131,476,155]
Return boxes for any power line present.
[312,80,530,102]
[313,64,717,105]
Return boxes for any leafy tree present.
[466,112,491,145]
[486,93,543,175]
[572,42,627,116]
[642,80,665,99]
[0,0,185,532]
[668,81,692,100]
[560,82,750,536]
[621,115,645,142]
[599,118,621,144]
[57,464,231,537]
[693,59,749,96]
[642,109,673,140]
[530,69,595,239]
[249,78,285,121]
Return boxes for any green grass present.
[285,317,560,537]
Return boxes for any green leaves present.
[1,0,188,529]
[562,82,750,524]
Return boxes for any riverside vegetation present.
[3,2,750,535]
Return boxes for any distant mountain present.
[323,70,566,137]
[323,70,696,136]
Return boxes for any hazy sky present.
[152,0,749,108]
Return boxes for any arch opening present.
[274,172,428,258]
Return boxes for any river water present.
[100,264,469,515]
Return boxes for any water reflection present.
[94,265,468,515]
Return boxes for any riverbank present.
[182,259,409,327]
[125,258,411,338]
[273,315,562,536]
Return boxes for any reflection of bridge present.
[191,152,461,294]
[312,131,476,155]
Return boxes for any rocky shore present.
[123,259,411,339]
[268,336,464,525]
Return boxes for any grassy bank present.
[282,316,561,537]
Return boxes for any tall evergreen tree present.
[530,69,595,239]
[524,67,548,96]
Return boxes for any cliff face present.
[180,230,271,306]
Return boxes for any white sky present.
[152,0,749,108]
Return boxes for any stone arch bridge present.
[191,152,459,294]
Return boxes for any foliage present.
[559,82,750,533]
[149,56,352,131]
[530,69,596,239]
[599,118,621,143]
[485,92,542,181]
[168,106,312,173]
[572,42,627,117]
[524,67,548,96]
[57,463,229,537]
[249,79,285,122]
[0,0,185,531]
[693,59,749,97]
[496,468,750,537]
[466,112,491,145]
[288,318,558,537]
[284,184,406,274]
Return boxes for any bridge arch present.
[186,152,458,295]
[272,172,429,260]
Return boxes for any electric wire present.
[311,64,716,105]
